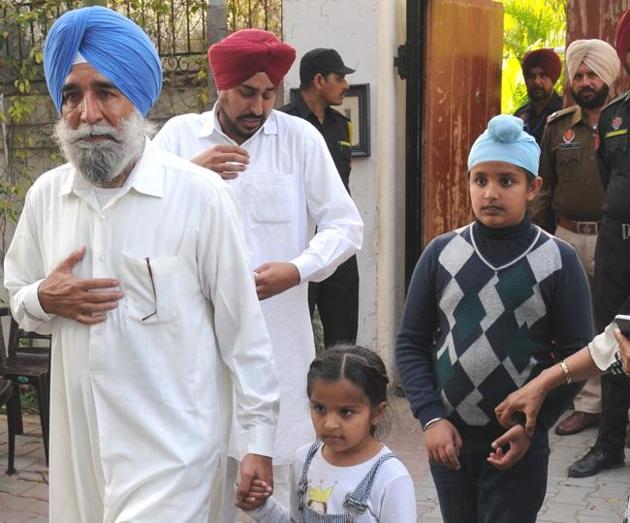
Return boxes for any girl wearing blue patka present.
[396,114,594,523]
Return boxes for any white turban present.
[566,39,621,87]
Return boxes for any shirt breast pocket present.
[606,134,628,156]
[556,147,582,183]
[244,174,295,224]
[120,253,178,324]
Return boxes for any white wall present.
[283,0,407,373]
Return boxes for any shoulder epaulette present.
[602,92,629,111]
[546,105,577,123]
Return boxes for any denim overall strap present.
[298,440,323,511]
[342,453,398,520]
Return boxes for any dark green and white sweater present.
[396,218,593,433]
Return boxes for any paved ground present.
[384,396,630,522]
[0,398,628,522]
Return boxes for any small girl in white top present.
[238,346,417,522]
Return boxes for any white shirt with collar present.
[4,140,279,522]
[153,107,363,463]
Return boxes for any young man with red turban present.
[4,7,279,521]
[153,28,363,521]
[515,48,563,145]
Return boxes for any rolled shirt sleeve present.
[588,321,621,372]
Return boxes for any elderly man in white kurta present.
[3,7,279,522]
[152,29,363,517]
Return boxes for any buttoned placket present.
[90,203,109,369]
[72,185,124,371]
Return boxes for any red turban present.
[615,8,630,60]
[521,49,562,84]
[208,29,296,90]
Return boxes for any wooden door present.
[421,0,503,244]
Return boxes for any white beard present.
[55,110,154,187]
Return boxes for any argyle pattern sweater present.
[396,219,593,433]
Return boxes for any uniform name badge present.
[605,116,628,139]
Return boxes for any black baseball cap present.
[299,48,355,84]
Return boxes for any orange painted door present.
[422,0,503,244]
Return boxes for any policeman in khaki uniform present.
[538,39,621,440]
[280,48,359,347]
[539,105,605,247]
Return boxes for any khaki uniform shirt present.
[539,105,605,226]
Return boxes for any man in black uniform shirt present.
[515,48,564,145]
[567,10,630,478]
[280,48,359,347]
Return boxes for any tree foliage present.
[502,0,567,113]
[226,0,282,34]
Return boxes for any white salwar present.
[4,142,279,523]
[153,108,364,465]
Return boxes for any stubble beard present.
[529,87,552,102]
[55,110,154,187]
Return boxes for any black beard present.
[572,84,610,110]
[216,107,266,143]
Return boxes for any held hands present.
[191,144,249,180]
[235,454,273,511]
[487,424,531,470]
[254,262,301,300]
[425,419,463,470]
[37,246,123,325]
[495,379,545,438]
[234,478,273,511]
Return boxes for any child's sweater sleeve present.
[535,243,594,431]
[396,239,446,427]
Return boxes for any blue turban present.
[43,6,162,116]
[467,115,540,176]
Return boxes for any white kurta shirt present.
[4,142,279,523]
[153,108,363,463]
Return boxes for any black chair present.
[0,351,16,474]
[0,308,51,468]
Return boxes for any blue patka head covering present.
[43,6,162,116]
[467,115,540,176]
